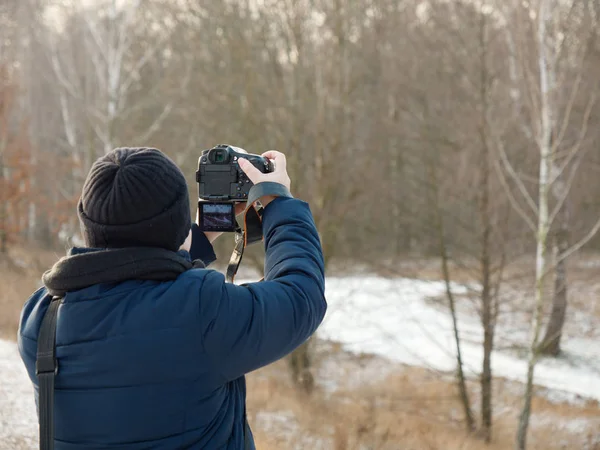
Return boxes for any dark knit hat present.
[77,147,191,252]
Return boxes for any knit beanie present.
[77,147,191,252]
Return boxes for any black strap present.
[246,182,292,211]
[36,296,62,450]
[226,182,293,283]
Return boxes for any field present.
[1,248,599,449]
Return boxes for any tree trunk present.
[516,2,553,448]
[480,192,494,442]
[479,142,494,443]
[0,156,6,253]
[288,340,314,394]
[516,184,550,450]
[539,202,569,356]
[390,137,402,254]
[478,10,494,442]
[442,232,476,433]
[428,152,475,433]
[481,305,494,442]
[0,201,6,253]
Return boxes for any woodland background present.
[1,1,600,449]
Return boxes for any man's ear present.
[180,229,192,252]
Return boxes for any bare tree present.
[426,141,476,433]
[402,2,524,440]
[0,68,33,253]
[537,5,599,356]
[515,4,554,446]
[38,0,191,240]
[494,0,600,447]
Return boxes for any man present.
[18,147,327,449]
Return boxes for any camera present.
[196,144,274,232]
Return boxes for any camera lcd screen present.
[199,202,235,231]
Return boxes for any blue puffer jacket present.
[18,197,327,449]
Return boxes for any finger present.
[262,151,286,171]
[238,158,263,183]
[261,150,283,160]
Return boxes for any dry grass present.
[0,246,60,339]
[247,350,600,450]
[0,263,39,340]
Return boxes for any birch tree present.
[44,0,189,239]
[494,0,600,447]
[514,4,553,445]
[60,1,182,152]
[536,2,600,356]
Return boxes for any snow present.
[318,276,600,402]
[0,339,37,448]
[253,410,331,449]
[1,275,599,445]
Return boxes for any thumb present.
[238,158,262,184]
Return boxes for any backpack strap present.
[36,296,62,450]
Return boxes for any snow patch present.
[0,339,37,447]
[318,276,600,402]
[253,410,331,449]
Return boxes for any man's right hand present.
[238,151,292,208]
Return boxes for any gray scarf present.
[43,247,205,297]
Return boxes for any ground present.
[1,248,599,449]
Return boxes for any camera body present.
[196,144,273,202]
[196,144,274,232]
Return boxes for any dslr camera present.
[196,144,273,232]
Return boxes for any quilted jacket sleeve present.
[198,197,326,381]
[189,224,217,266]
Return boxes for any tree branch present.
[549,90,597,185]
[133,103,173,144]
[548,152,583,226]
[555,216,600,266]
[552,66,583,153]
[495,133,539,216]
[492,152,537,233]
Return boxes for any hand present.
[238,151,292,207]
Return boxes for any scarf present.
[42,247,205,297]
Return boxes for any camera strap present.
[225,208,262,283]
[226,182,293,283]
